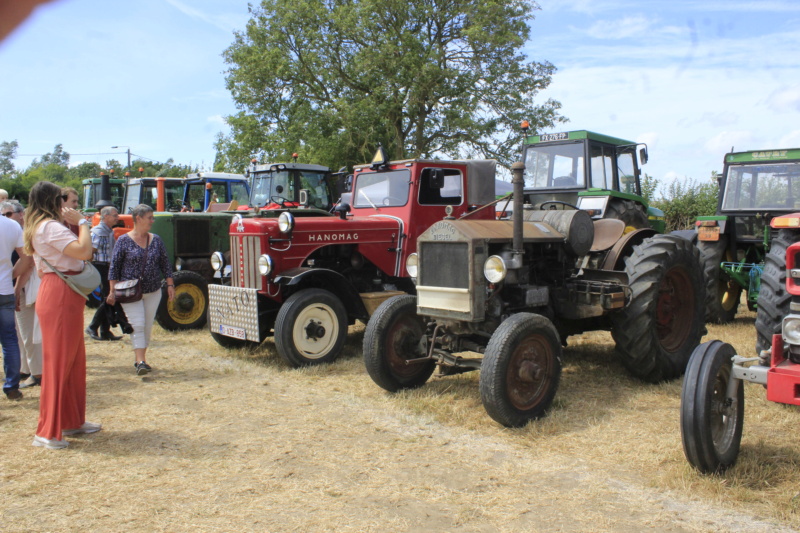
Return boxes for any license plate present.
[698,226,720,241]
[219,324,246,340]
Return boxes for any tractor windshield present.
[353,169,411,208]
[83,182,124,211]
[721,162,800,212]
[523,142,586,189]
[250,169,331,210]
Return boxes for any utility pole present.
[111,145,131,169]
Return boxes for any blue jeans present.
[0,294,21,393]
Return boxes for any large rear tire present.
[479,313,561,427]
[604,198,649,231]
[680,340,744,473]
[697,238,741,324]
[755,229,799,352]
[274,288,347,367]
[156,271,209,331]
[611,235,706,382]
[363,295,435,392]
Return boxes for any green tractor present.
[694,148,800,326]
[520,130,665,233]
[82,176,125,214]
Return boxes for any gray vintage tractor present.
[364,162,706,427]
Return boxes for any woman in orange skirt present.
[23,181,100,450]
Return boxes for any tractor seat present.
[590,218,626,252]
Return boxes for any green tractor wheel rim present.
[167,283,206,325]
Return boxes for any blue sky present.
[2,0,800,193]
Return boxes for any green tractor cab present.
[521,130,665,233]
[695,148,800,326]
[82,177,125,213]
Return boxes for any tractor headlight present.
[210,251,224,272]
[406,253,418,278]
[783,315,800,346]
[175,257,183,271]
[278,212,294,233]
[484,255,507,284]
[258,254,274,276]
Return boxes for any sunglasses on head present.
[2,212,12,217]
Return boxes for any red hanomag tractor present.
[681,213,800,472]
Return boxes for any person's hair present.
[8,199,24,213]
[61,186,78,197]
[0,201,13,213]
[130,204,153,224]
[100,205,118,217]
[23,181,63,255]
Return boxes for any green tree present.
[650,174,719,232]
[30,143,70,168]
[217,0,565,172]
[0,140,19,178]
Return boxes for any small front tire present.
[363,295,434,392]
[274,288,347,367]
[680,340,744,473]
[156,271,209,331]
[479,313,562,428]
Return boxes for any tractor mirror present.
[430,169,445,189]
[334,199,351,220]
[639,147,649,165]
[299,189,309,207]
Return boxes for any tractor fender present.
[601,228,658,271]
[274,267,369,319]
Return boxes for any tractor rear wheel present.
[604,198,649,231]
[156,271,209,331]
[697,238,741,324]
[479,313,561,427]
[756,229,799,352]
[363,295,435,392]
[611,235,706,382]
[274,288,347,367]
[680,340,744,473]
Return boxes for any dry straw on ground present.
[1,305,798,532]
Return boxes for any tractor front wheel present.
[156,271,209,331]
[363,295,435,392]
[611,235,706,382]
[274,288,348,367]
[479,313,562,427]
[680,340,744,473]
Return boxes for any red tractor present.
[207,148,498,367]
[681,213,800,472]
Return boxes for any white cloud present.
[207,115,227,126]
[584,15,661,40]
[164,0,240,33]
[778,130,800,148]
[768,85,800,113]
[704,131,754,154]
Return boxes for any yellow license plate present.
[698,226,720,241]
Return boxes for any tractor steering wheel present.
[539,200,579,211]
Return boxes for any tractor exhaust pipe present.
[95,172,113,210]
[509,161,525,269]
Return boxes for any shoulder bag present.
[40,257,101,300]
[114,234,150,304]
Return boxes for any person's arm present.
[61,208,92,260]
[155,236,176,302]
[106,235,125,305]
[13,247,32,312]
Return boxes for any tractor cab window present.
[523,141,585,189]
[123,183,141,213]
[230,182,250,206]
[164,182,185,211]
[722,162,800,211]
[298,171,332,210]
[353,169,411,208]
[272,170,295,202]
[418,168,463,205]
[185,182,206,211]
[617,148,638,195]
[590,144,614,189]
[140,184,158,210]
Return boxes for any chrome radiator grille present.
[419,242,470,289]
[231,235,262,289]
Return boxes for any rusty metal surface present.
[421,219,565,243]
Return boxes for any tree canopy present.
[216,0,565,172]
